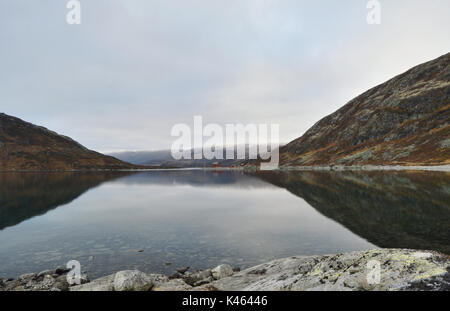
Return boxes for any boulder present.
[113,270,153,291]
[183,269,212,286]
[70,274,115,291]
[212,264,234,280]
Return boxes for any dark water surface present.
[0,170,448,279]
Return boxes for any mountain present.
[280,53,450,167]
[0,113,140,171]
[109,145,261,168]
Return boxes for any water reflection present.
[255,170,450,254]
[0,172,132,230]
[0,170,448,279]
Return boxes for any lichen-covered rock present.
[211,264,234,280]
[113,270,153,291]
[4,249,449,291]
[210,249,449,291]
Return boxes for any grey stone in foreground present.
[211,249,449,291]
[211,264,234,280]
[2,249,448,291]
[114,270,154,291]
[69,249,450,291]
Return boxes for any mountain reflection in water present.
[0,170,448,279]
[256,170,450,254]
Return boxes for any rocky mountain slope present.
[0,113,140,171]
[281,53,450,167]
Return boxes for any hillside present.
[280,53,450,167]
[0,113,140,171]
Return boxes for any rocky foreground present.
[1,249,449,291]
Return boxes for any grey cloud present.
[0,0,449,151]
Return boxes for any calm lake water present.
[0,170,449,279]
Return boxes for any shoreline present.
[2,249,449,291]
[0,164,449,173]
[276,164,450,172]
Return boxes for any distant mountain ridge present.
[109,145,264,168]
[0,113,139,171]
[280,52,450,167]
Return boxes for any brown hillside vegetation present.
[0,113,140,171]
[281,52,450,167]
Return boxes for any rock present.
[37,270,54,278]
[190,284,218,291]
[164,262,172,266]
[55,267,70,275]
[79,273,90,285]
[5,248,450,291]
[193,276,214,287]
[212,264,234,280]
[29,275,56,291]
[53,280,69,291]
[169,272,183,279]
[211,249,449,291]
[147,274,170,287]
[176,267,190,274]
[70,274,115,291]
[113,270,153,291]
[152,279,192,291]
[183,269,212,286]
[18,273,37,282]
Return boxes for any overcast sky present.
[1,0,449,152]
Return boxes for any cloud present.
[0,0,449,151]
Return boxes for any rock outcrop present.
[280,53,450,167]
[0,113,140,171]
[2,249,448,291]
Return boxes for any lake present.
[0,170,449,279]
